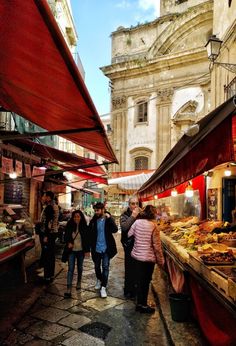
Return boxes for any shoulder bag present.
[61,230,79,263]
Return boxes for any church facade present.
[101,0,213,172]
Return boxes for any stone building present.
[208,0,236,107]
[101,0,214,173]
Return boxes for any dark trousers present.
[135,259,155,306]
[124,247,137,295]
[67,250,84,287]
[42,233,56,279]
[93,251,110,287]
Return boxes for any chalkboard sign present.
[4,181,23,204]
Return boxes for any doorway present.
[222,177,236,222]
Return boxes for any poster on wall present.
[207,188,218,220]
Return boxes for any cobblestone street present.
[0,235,206,345]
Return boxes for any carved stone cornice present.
[157,88,174,103]
[112,96,127,110]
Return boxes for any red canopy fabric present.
[0,0,117,163]
[2,138,106,175]
[58,164,107,185]
[139,97,236,200]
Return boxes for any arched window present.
[134,156,148,170]
[136,101,148,123]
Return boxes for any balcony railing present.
[224,76,236,100]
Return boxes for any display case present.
[0,204,34,254]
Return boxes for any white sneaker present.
[95,279,101,290]
[100,286,107,298]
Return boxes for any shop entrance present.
[222,177,236,222]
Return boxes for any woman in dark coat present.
[64,210,90,298]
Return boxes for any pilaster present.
[156,88,174,165]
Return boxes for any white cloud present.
[116,0,132,9]
[138,0,160,17]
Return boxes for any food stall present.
[0,204,34,282]
[138,97,236,346]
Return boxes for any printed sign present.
[25,163,31,178]
[1,157,13,174]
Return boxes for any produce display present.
[200,250,235,265]
[159,217,227,251]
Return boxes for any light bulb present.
[9,172,17,179]
[154,195,158,200]
[224,165,231,177]
[185,182,194,197]
[171,189,178,197]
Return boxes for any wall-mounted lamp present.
[205,35,236,73]
[224,164,232,177]
[185,181,194,198]
[171,189,178,197]
[9,172,17,179]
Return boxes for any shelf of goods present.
[159,217,236,311]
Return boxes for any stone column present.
[156,88,174,166]
[111,95,127,171]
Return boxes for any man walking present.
[120,197,140,299]
[40,191,59,282]
[89,202,118,298]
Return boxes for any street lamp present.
[205,35,236,73]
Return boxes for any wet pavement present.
[0,235,206,345]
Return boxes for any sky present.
[70,0,160,117]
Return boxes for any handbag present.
[61,245,72,263]
[61,229,79,263]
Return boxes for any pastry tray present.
[202,260,234,266]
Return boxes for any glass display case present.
[0,204,34,251]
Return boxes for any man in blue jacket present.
[89,202,118,298]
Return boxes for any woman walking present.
[128,205,165,313]
[64,210,90,298]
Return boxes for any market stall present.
[138,97,236,345]
[0,205,34,282]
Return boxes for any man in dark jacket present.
[89,202,118,298]
[40,191,59,283]
[120,197,140,299]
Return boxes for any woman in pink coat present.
[128,205,165,313]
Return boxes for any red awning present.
[0,0,117,163]
[1,137,105,175]
[139,97,236,200]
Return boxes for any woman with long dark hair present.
[64,210,90,298]
[128,205,165,313]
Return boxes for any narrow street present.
[0,234,205,346]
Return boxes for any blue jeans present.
[93,252,110,287]
[67,250,84,288]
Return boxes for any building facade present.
[209,0,236,107]
[101,0,214,173]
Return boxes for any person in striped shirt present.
[128,204,165,313]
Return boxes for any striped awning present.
[108,172,154,191]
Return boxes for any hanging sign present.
[1,156,13,174]
[25,163,32,178]
[15,160,23,176]
[32,166,45,181]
